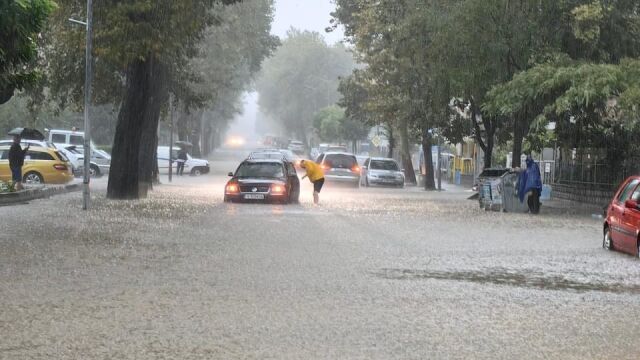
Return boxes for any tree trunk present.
[387,126,395,158]
[422,130,436,190]
[512,115,523,168]
[484,134,494,169]
[107,56,166,199]
[399,118,417,185]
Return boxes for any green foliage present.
[0,0,57,104]
[256,29,354,141]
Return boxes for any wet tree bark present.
[387,125,395,158]
[422,129,436,190]
[400,117,417,185]
[107,55,167,199]
[512,114,524,168]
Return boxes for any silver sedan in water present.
[361,157,405,188]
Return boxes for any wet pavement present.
[1,153,639,359]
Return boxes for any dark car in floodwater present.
[224,159,300,204]
[603,176,640,257]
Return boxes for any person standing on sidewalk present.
[8,135,29,190]
[518,155,543,214]
[300,159,325,205]
[176,148,187,176]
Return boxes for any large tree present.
[0,0,56,105]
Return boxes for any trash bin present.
[502,172,530,213]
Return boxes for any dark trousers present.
[177,162,185,176]
[527,189,541,214]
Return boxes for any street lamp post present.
[70,0,94,210]
[169,94,174,183]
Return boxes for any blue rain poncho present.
[518,157,542,203]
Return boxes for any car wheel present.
[191,167,203,176]
[89,165,100,178]
[23,171,44,185]
[603,227,613,250]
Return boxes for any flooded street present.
[1,155,639,359]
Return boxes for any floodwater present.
[1,155,639,359]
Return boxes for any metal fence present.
[554,160,640,190]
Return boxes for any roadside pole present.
[437,130,442,191]
[82,0,93,210]
[169,94,174,183]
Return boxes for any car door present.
[0,149,9,182]
[618,184,640,253]
[286,162,300,198]
[610,179,640,250]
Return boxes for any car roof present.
[322,151,355,156]
[370,157,396,161]
[0,145,53,152]
[243,158,285,164]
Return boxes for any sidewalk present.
[0,182,81,206]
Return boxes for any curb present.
[0,184,81,206]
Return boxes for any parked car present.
[157,146,210,176]
[224,158,300,204]
[68,145,111,177]
[0,145,74,185]
[361,157,405,188]
[603,176,640,257]
[316,152,360,187]
[0,139,84,177]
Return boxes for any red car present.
[603,176,640,257]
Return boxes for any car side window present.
[26,151,55,161]
[617,179,640,203]
[51,134,66,143]
[0,150,6,160]
[631,186,640,202]
[286,162,296,176]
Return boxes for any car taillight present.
[53,164,68,171]
[352,165,361,173]
[272,184,285,194]
[225,183,239,193]
[321,164,329,170]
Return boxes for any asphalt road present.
[1,151,639,359]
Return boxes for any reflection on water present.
[373,268,640,294]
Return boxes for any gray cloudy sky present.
[272,0,344,44]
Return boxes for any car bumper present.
[368,177,404,186]
[325,174,360,184]
[225,192,288,203]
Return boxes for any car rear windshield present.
[479,169,509,177]
[236,162,284,178]
[324,154,357,169]
[55,151,69,162]
[370,160,399,171]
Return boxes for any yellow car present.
[0,145,74,185]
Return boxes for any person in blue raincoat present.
[518,155,543,214]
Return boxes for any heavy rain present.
[1,0,640,359]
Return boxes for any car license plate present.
[244,194,265,200]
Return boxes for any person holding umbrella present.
[9,135,30,190]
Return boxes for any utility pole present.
[437,130,442,191]
[69,0,93,210]
[169,94,174,183]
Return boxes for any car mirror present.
[625,199,639,210]
[227,172,234,177]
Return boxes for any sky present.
[271,0,345,44]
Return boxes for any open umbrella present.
[174,141,193,149]
[7,127,45,141]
